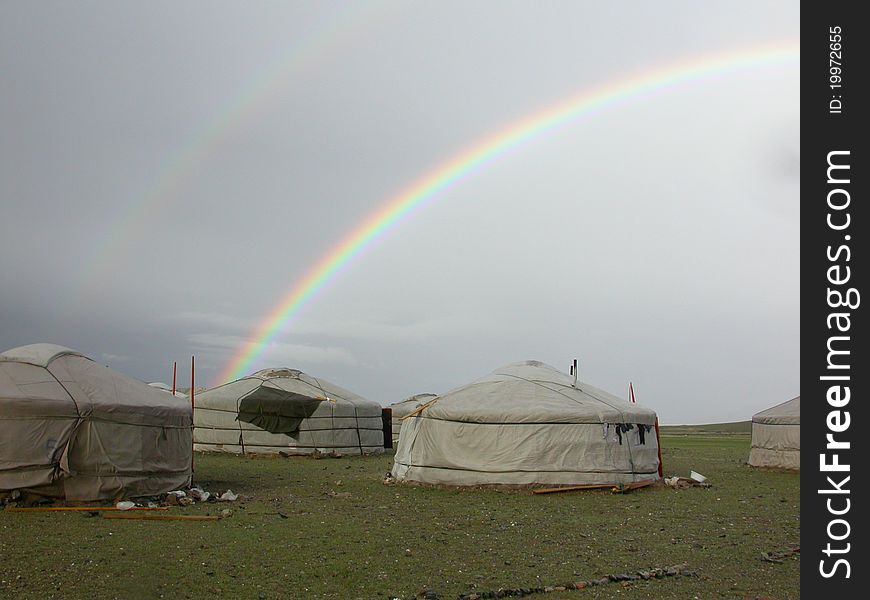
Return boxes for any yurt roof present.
[423,360,656,425]
[0,343,83,367]
[148,382,188,398]
[389,393,437,418]
[0,344,191,417]
[199,367,378,410]
[752,395,800,425]
[392,393,437,407]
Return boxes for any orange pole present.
[190,355,195,474]
[7,506,169,512]
[654,417,664,478]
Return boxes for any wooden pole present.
[532,480,656,495]
[7,506,169,513]
[190,355,195,474]
[532,483,617,494]
[611,480,656,494]
[399,398,439,420]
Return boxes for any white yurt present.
[748,396,800,470]
[388,393,437,445]
[194,368,384,455]
[392,360,660,487]
[0,344,193,501]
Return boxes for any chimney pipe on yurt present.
[571,359,578,388]
[171,361,177,396]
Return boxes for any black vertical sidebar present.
[802,2,866,595]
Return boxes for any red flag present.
[629,381,636,404]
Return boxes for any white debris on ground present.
[218,490,238,502]
[664,473,712,489]
[1,486,239,509]
[188,487,210,502]
[153,486,240,507]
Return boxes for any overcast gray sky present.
[0,1,799,423]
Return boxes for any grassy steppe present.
[1,431,798,599]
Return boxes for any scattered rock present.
[761,546,800,563]
[455,563,694,598]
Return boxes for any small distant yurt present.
[149,382,188,398]
[194,368,384,455]
[389,393,437,444]
[392,360,660,487]
[0,344,193,501]
[748,396,800,470]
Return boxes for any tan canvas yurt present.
[389,393,437,445]
[392,360,660,487]
[0,344,193,501]
[748,396,800,470]
[194,368,384,455]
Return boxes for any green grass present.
[1,433,799,600]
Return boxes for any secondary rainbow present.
[73,2,386,298]
[220,41,799,383]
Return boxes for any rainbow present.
[220,41,799,383]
